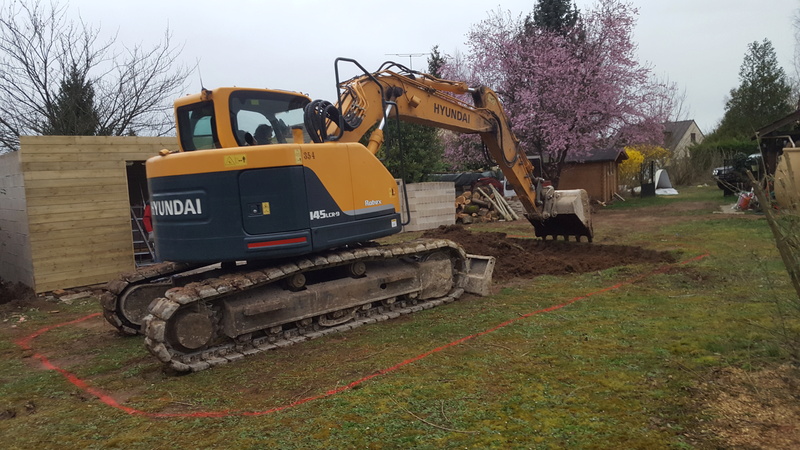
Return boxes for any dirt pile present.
[0,279,35,306]
[422,225,676,282]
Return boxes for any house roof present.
[565,147,628,163]
[663,120,700,152]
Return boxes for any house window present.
[690,132,696,144]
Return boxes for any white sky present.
[63,0,799,135]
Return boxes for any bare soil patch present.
[422,224,676,281]
[694,364,800,449]
[593,199,759,239]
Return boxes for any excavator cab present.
[175,88,311,151]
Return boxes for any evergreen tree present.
[43,64,99,135]
[715,39,793,140]
[525,0,580,36]
[428,45,446,78]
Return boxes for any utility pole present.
[386,53,429,70]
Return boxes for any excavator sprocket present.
[100,261,204,335]
[138,239,490,373]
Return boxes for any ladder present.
[131,205,156,266]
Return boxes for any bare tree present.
[658,74,691,123]
[0,0,191,152]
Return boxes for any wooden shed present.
[754,109,800,177]
[557,148,628,203]
[0,135,175,293]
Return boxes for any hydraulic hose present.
[303,97,363,143]
[303,100,340,143]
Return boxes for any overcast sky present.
[63,0,799,135]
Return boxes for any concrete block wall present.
[0,151,34,287]
[398,181,455,232]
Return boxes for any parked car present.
[712,153,763,195]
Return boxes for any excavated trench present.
[422,225,676,282]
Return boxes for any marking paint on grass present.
[16,253,710,419]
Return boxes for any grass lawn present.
[0,185,797,449]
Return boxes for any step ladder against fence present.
[130,205,155,266]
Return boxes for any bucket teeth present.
[530,188,593,241]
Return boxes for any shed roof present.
[753,109,800,139]
[566,147,628,163]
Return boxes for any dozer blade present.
[530,189,593,241]
[464,254,496,296]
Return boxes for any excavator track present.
[100,261,206,335]
[140,239,486,373]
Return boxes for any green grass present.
[0,185,794,449]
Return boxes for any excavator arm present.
[306,60,593,241]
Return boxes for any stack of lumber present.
[455,185,519,224]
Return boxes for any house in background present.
[663,120,704,159]
[558,148,628,204]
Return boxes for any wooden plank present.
[16,153,80,163]
[20,153,155,163]
[33,235,131,252]
[25,184,128,201]
[36,269,132,293]
[23,177,126,189]
[29,223,130,240]
[22,160,127,172]
[29,228,131,248]
[28,216,125,233]
[27,192,128,208]
[20,135,175,147]
[21,143,174,156]
[33,253,131,273]
[30,227,133,247]
[33,248,132,270]
[28,200,128,216]
[34,262,132,285]
[23,168,127,181]
[42,253,136,280]
[33,247,131,267]
[27,208,127,225]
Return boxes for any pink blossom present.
[445,0,674,184]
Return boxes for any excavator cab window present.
[176,102,219,151]
[229,90,311,145]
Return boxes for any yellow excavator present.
[101,58,592,372]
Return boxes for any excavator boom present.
[310,59,592,240]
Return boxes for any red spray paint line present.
[15,253,710,419]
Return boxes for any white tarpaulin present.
[655,169,679,195]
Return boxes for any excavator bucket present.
[530,189,593,242]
